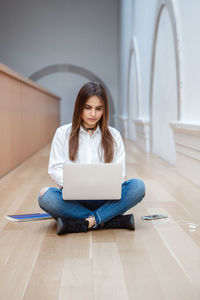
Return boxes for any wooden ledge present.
[0,62,60,100]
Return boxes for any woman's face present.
[82,96,104,128]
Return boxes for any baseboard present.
[119,115,128,138]
[134,119,150,153]
[170,122,200,186]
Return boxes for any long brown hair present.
[69,82,115,162]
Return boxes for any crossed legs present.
[38,178,145,231]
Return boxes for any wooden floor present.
[0,140,200,300]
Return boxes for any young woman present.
[38,82,145,234]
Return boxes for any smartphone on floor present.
[141,214,168,220]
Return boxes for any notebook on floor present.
[5,213,53,222]
[63,163,122,200]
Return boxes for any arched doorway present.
[127,38,141,141]
[29,64,115,126]
[150,4,180,165]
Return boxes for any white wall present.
[152,6,177,164]
[0,0,120,126]
[118,0,157,136]
[119,0,200,133]
[117,0,133,133]
[127,52,137,141]
[120,0,200,132]
[131,0,157,120]
[118,0,200,184]
[177,0,200,123]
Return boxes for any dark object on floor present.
[141,214,168,220]
[57,217,89,235]
[101,214,135,230]
[6,213,53,222]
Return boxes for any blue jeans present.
[38,178,145,226]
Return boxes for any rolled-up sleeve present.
[113,132,126,182]
[48,129,65,187]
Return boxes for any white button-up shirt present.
[48,123,126,187]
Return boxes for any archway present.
[127,37,141,141]
[149,1,183,164]
[29,64,115,125]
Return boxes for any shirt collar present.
[80,124,101,136]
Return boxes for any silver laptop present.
[62,163,122,200]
